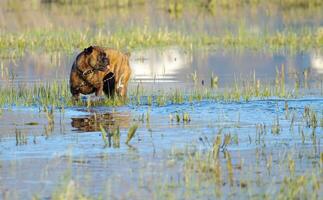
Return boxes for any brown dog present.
[70,46,131,100]
[69,46,110,100]
[102,48,132,98]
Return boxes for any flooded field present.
[0,0,323,199]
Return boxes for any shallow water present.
[1,99,322,159]
[1,0,323,88]
[0,45,322,200]
[1,48,322,90]
[0,36,322,200]
[0,98,322,198]
[0,1,323,199]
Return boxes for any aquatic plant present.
[126,124,138,145]
[182,112,191,123]
[99,124,109,148]
[210,72,218,89]
[112,126,120,148]
[303,106,319,128]
[15,128,27,146]
[271,115,281,135]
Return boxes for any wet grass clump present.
[126,124,138,145]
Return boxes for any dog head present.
[83,46,109,71]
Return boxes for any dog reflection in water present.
[71,112,130,148]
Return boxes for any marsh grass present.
[210,72,218,89]
[112,126,120,148]
[182,112,191,123]
[126,124,138,145]
[100,124,121,148]
[170,112,191,124]
[15,128,27,146]
[256,123,266,145]
[303,106,318,128]
[181,132,322,199]
[50,174,90,200]
[44,106,55,137]
[99,124,109,148]
[13,0,323,9]
[1,26,322,59]
[0,64,319,108]
[271,115,281,135]
[197,0,323,9]
[0,70,317,108]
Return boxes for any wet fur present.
[70,46,131,100]
[102,48,132,98]
[69,46,109,100]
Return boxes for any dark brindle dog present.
[70,46,132,100]
[69,46,110,100]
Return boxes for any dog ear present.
[84,46,93,54]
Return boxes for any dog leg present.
[103,72,116,98]
[120,85,128,99]
[119,72,131,99]
[116,74,125,97]
[116,78,129,102]
[95,83,104,96]
[72,92,80,102]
